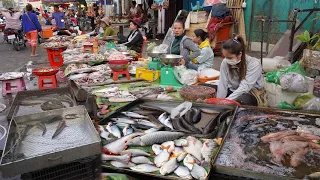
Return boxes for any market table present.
[111,22,130,37]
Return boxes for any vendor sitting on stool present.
[97,17,116,45]
[118,18,143,54]
[189,29,214,70]
[216,35,264,106]
[168,20,200,67]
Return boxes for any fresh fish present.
[261,130,297,142]
[132,110,157,116]
[179,117,202,134]
[269,141,284,163]
[183,136,203,161]
[103,132,143,154]
[123,125,134,136]
[122,112,148,119]
[98,125,111,140]
[45,115,63,124]
[145,126,165,133]
[164,118,174,130]
[308,142,320,149]
[183,154,198,170]
[298,132,320,140]
[160,158,178,175]
[174,139,188,147]
[106,122,122,138]
[139,104,168,113]
[35,122,46,136]
[20,125,34,140]
[185,109,194,124]
[40,99,65,111]
[191,164,208,180]
[111,118,136,125]
[290,148,309,167]
[172,118,194,134]
[202,115,219,134]
[52,120,67,139]
[152,144,163,155]
[161,141,175,153]
[192,108,201,124]
[131,156,153,164]
[171,102,192,119]
[64,113,79,119]
[276,141,308,155]
[158,112,168,122]
[201,139,218,162]
[101,153,131,163]
[200,108,220,114]
[110,161,136,168]
[174,166,192,179]
[129,131,185,146]
[238,115,308,122]
[136,119,157,127]
[171,147,187,162]
[130,164,160,173]
[154,149,170,167]
[120,149,150,157]
[146,114,164,127]
[309,172,320,179]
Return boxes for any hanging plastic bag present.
[266,62,306,84]
[293,94,315,107]
[278,101,301,110]
[174,66,198,85]
[303,97,320,111]
[280,72,309,93]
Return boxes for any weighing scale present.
[147,50,165,70]
[159,54,183,88]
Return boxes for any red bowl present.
[109,60,130,72]
[32,67,60,76]
[108,60,130,65]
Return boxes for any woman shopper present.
[22,4,42,57]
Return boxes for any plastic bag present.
[266,62,306,84]
[280,72,309,93]
[294,94,315,107]
[152,44,169,53]
[105,41,116,50]
[174,66,198,85]
[278,101,301,110]
[303,97,320,111]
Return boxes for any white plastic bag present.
[153,44,169,53]
[174,66,198,85]
[280,72,309,93]
[303,97,320,111]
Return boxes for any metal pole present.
[261,19,265,66]
[104,0,107,16]
[118,0,122,17]
[288,9,298,62]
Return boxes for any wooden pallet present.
[226,0,246,44]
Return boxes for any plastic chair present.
[46,48,65,67]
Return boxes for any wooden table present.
[111,22,130,37]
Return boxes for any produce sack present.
[174,66,198,85]
[278,101,301,110]
[303,97,320,111]
[293,94,315,107]
[280,72,309,93]
[266,62,306,84]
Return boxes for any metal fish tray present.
[7,87,77,121]
[0,106,101,178]
[100,99,237,180]
[212,106,320,180]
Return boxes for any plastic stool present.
[46,48,65,67]
[2,77,26,96]
[38,75,58,89]
[111,70,130,81]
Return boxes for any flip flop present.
[31,54,38,57]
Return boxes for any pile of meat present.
[180,85,216,101]
[261,130,320,167]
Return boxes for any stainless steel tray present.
[0,106,101,178]
[212,106,320,180]
[7,87,77,120]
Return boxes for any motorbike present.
[6,29,26,51]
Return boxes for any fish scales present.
[130,131,185,146]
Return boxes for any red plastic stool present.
[46,48,65,67]
[110,70,130,81]
[38,75,58,89]
[2,77,26,96]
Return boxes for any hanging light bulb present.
[242,0,247,8]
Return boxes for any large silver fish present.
[131,156,153,164]
[110,161,136,168]
[160,158,178,175]
[152,144,163,155]
[106,122,122,138]
[174,166,192,179]
[130,164,160,173]
[154,149,170,167]
[201,139,218,163]
[122,112,148,119]
[183,154,198,170]
[129,131,185,146]
[120,149,150,157]
[171,147,187,162]
[136,119,157,127]
[103,132,143,154]
[191,164,208,180]
[183,136,203,161]
[101,153,131,163]
[123,125,134,136]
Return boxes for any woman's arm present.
[227,58,262,100]
[216,60,229,98]
[194,48,213,64]
[183,39,200,61]
[33,14,42,32]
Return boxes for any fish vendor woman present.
[216,36,264,106]
[118,18,143,54]
[168,20,201,68]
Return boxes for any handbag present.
[25,12,42,39]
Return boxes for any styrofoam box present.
[264,77,314,108]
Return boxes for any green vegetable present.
[294,94,315,107]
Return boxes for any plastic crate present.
[264,77,314,108]
[136,67,160,81]
[21,155,101,180]
[46,48,65,67]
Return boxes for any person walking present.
[22,4,42,57]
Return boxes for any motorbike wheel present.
[13,38,20,51]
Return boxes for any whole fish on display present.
[130,164,160,173]
[131,156,153,164]
[154,149,170,167]
[120,149,150,157]
[106,122,122,138]
[129,131,185,146]
[110,161,136,168]
[101,153,131,163]
[52,120,67,139]
[174,166,192,179]
[183,136,203,161]
[122,112,148,119]
[160,158,178,175]
[103,132,143,154]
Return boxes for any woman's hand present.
[179,59,186,66]
[114,41,118,44]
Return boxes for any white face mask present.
[225,58,241,66]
